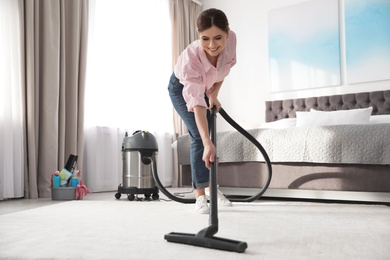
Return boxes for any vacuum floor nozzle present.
[164,232,247,253]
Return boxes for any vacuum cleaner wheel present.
[115,185,159,201]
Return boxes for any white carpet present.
[0,199,389,260]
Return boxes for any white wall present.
[203,0,390,132]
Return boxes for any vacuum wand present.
[209,105,218,231]
[163,106,248,253]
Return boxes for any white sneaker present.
[195,195,209,214]
[205,187,232,207]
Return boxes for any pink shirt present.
[174,30,237,112]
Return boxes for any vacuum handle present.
[209,106,218,229]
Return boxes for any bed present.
[175,90,390,203]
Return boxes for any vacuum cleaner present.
[148,107,273,253]
[115,130,159,201]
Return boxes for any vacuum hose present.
[150,107,272,203]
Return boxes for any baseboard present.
[219,187,390,204]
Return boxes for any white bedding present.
[176,123,390,166]
[259,114,390,129]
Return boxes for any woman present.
[168,8,236,214]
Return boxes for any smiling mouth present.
[208,47,219,52]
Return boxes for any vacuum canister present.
[121,130,158,189]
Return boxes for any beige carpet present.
[0,199,389,260]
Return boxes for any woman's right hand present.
[202,139,216,169]
[193,106,217,169]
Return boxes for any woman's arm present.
[193,106,215,169]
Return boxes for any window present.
[83,0,174,191]
[85,0,173,133]
[0,0,24,199]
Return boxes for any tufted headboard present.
[265,90,390,122]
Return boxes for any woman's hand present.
[208,97,221,112]
[193,106,216,169]
[202,139,216,169]
[208,81,223,111]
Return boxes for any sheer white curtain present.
[0,0,24,200]
[83,0,174,191]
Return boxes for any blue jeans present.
[168,73,211,189]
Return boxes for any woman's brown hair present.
[197,8,229,33]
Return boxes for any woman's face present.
[199,25,229,60]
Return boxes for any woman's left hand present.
[208,81,223,112]
[208,97,221,112]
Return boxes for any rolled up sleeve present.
[182,78,207,112]
[175,47,208,112]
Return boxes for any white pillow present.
[259,118,297,129]
[296,107,373,127]
[370,114,390,124]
